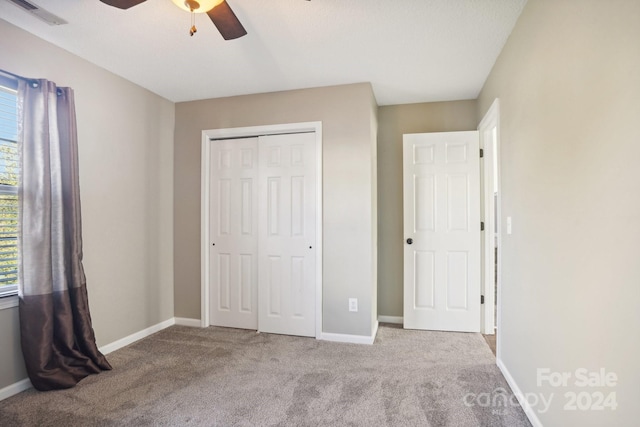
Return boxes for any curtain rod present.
[0,68,56,91]
[0,68,29,82]
[0,68,43,89]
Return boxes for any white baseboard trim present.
[98,318,176,355]
[174,317,202,327]
[378,315,403,325]
[0,378,31,401]
[497,357,543,427]
[320,321,379,345]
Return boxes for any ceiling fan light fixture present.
[171,0,223,13]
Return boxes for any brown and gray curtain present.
[17,78,111,391]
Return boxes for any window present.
[0,79,18,299]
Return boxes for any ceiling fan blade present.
[99,0,147,9]
[206,0,247,40]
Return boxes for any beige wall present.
[0,20,175,389]
[174,83,378,337]
[377,101,477,317]
[0,308,25,388]
[477,0,639,425]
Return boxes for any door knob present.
[406,238,413,245]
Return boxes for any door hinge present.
[481,221,485,231]
[481,295,485,304]
[480,148,484,158]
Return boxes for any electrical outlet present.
[348,298,358,312]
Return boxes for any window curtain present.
[17,79,111,391]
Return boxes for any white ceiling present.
[0,0,527,105]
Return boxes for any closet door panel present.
[258,133,316,337]
[209,138,259,329]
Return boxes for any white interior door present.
[403,131,481,332]
[209,137,259,330]
[258,133,316,337]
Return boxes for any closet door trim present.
[200,122,323,339]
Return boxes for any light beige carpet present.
[0,324,530,426]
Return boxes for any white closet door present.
[403,131,481,333]
[209,137,259,330]
[258,133,316,337]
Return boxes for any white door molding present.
[478,98,501,341]
[201,122,323,339]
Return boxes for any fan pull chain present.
[189,10,197,36]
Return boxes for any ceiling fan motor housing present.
[185,0,199,12]
[172,0,223,13]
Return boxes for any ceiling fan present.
[99,0,248,40]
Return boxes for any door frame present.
[200,122,323,339]
[478,99,501,345]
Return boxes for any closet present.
[208,132,317,337]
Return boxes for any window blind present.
[0,85,19,297]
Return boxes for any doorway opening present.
[479,99,501,357]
